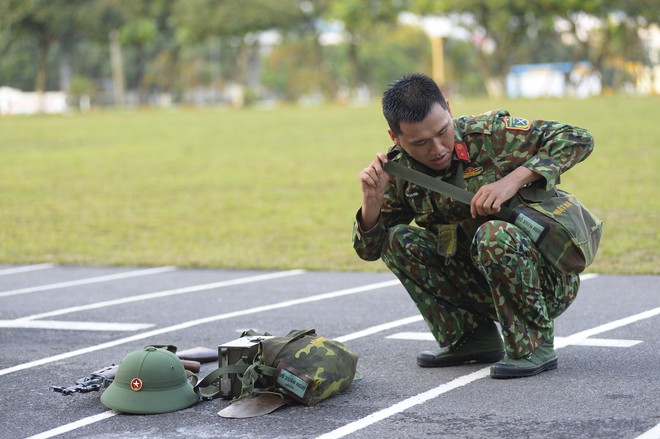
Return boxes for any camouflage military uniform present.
[353,109,594,359]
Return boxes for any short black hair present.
[382,73,448,135]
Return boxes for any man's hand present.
[470,166,542,218]
[359,152,390,230]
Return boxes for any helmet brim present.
[101,380,199,414]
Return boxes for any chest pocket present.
[403,183,433,215]
[464,168,499,194]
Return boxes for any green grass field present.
[1,95,658,274]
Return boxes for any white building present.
[0,86,68,115]
[505,62,602,99]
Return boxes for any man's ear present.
[387,129,399,145]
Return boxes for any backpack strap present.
[194,364,251,400]
[194,362,279,401]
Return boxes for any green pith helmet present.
[101,346,199,414]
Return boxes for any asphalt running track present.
[0,264,658,439]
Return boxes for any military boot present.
[490,341,557,379]
[416,321,505,367]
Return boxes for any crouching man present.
[352,73,594,378]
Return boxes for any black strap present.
[383,160,473,205]
[382,159,517,222]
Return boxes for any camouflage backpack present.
[195,329,359,417]
[505,186,603,274]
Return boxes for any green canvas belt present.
[382,159,517,222]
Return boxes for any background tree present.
[325,0,409,96]
[1,0,656,105]
[175,0,320,100]
[117,1,184,103]
[411,0,557,98]
[262,35,336,102]
[411,0,659,97]
[0,0,85,99]
[0,0,37,55]
[355,23,432,94]
[0,0,40,90]
[74,0,127,104]
[554,0,659,91]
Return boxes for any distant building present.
[0,86,68,115]
[505,62,601,98]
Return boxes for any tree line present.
[1,0,657,106]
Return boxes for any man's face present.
[388,102,455,171]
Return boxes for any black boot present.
[490,341,557,379]
[417,321,505,367]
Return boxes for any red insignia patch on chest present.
[463,166,484,179]
[454,142,469,161]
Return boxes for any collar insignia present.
[454,142,470,161]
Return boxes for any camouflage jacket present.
[352,109,595,262]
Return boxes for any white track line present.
[635,422,660,439]
[16,269,307,321]
[567,337,642,348]
[0,320,154,332]
[0,263,54,276]
[321,368,493,439]
[335,316,423,343]
[316,305,660,439]
[21,274,609,438]
[26,410,119,439]
[0,266,177,298]
[554,306,660,348]
[24,310,420,439]
[0,279,401,377]
[25,303,657,439]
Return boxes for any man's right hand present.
[359,152,390,231]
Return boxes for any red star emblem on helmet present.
[131,378,143,391]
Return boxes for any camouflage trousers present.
[381,220,580,359]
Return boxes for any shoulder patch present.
[503,116,532,131]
